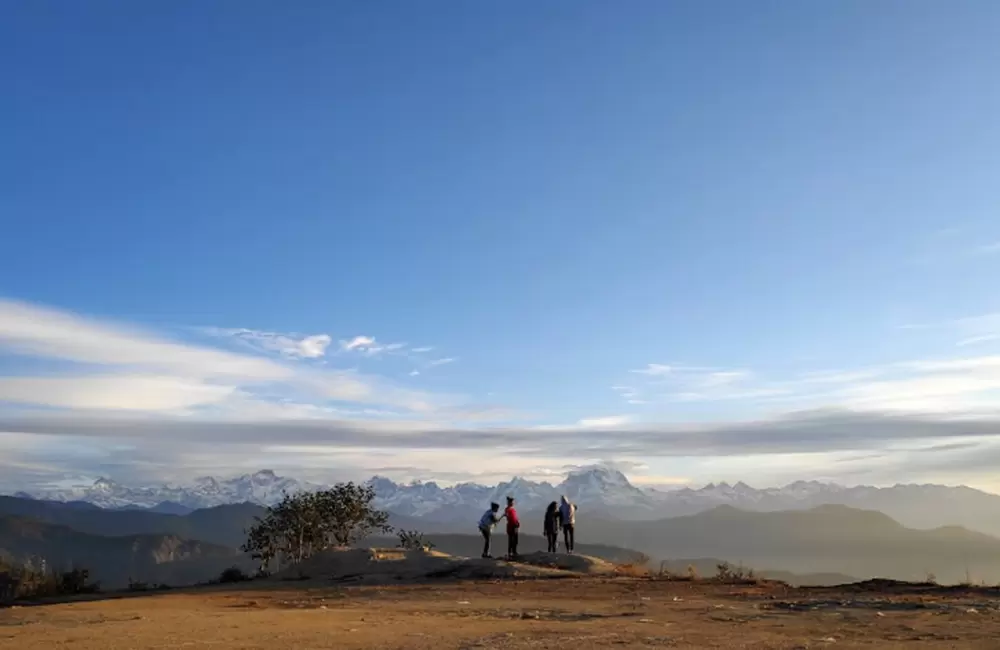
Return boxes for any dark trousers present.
[480,527,492,557]
[507,529,519,557]
[545,531,558,553]
[562,524,575,552]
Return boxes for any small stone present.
[876,612,885,617]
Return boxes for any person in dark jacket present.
[504,496,520,559]
[543,501,561,553]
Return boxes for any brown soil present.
[3,577,1000,649]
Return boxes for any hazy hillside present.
[0,496,263,547]
[584,504,1000,584]
[8,494,999,585]
[0,496,442,548]
[0,515,242,588]
[654,558,856,586]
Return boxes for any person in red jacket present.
[504,496,520,559]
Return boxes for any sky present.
[3,1,1000,492]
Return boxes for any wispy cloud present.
[897,312,1000,348]
[0,298,454,418]
[9,297,1000,490]
[5,409,1000,479]
[577,415,632,428]
[337,335,413,360]
[0,374,236,411]
[630,363,673,376]
[0,299,290,380]
[625,364,773,403]
[972,241,1000,257]
[204,327,332,359]
[623,348,1000,414]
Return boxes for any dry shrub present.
[714,561,758,584]
[614,562,649,577]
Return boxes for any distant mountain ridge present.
[11,467,1000,535]
[13,470,316,510]
[6,493,1000,587]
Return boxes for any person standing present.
[543,501,561,553]
[504,496,520,559]
[559,495,577,553]
[478,502,502,558]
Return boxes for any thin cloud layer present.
[2,409,999,455]
[3,410,1000,489]
[0,299,289,380]
[622,353,1000,414]
[5,297,1000,490]
[0,298,452,417]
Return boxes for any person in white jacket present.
[559,495,577,553]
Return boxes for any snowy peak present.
[91,478,118,492]
[564,465,632,488]
[560,465,649,506]
[13,469,1000,536]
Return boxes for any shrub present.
[0,560,100,603]
[397,530,435,551]
[218,566,251,583]
[715,561,756,583]
[630,552,651,567]
[242,483,393,574]
[128,578,150,592]
[59,568,99,594]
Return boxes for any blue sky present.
[3,1,1000,490]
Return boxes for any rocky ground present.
[3,576,1000,649]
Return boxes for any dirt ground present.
[3,578,1000,649]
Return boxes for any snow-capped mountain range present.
[11,466,1000,533]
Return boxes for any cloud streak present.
[204,327,332,359]
[4,409,1000,457]
[6,297,1000,490]
[0,299,290,380]
[0,298,454,417]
